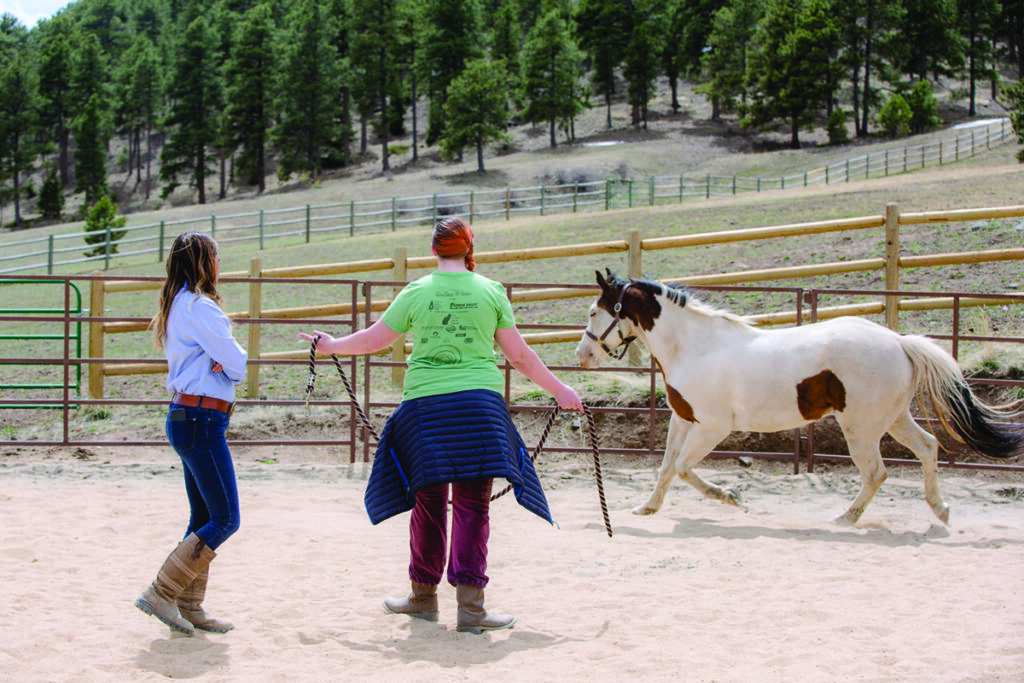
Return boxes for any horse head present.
[575,269,661,368]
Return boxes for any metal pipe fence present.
[2,274,1022,475]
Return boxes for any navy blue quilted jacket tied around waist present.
[363,389,553,525]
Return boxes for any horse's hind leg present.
[887,410,949,523]
[836,427,888,526]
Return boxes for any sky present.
[0,0,69,29]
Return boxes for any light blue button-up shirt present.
[164,286,247,402]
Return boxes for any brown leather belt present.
[172,393,234,415]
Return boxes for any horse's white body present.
[576,274,1020,524]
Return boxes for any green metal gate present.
[0,279,83,408]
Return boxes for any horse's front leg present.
[674,426,742,507]
[632,416,690,515]
[633,420,735,515]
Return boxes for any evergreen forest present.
[4,0,1024,229]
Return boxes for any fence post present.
[259,210,265,250]
[391,197,397,231]
[884,149,889,177]
[865,153,870,179]
[47,235,54,275]
[628,180,633,207]
[884,202,901,331]
[650,176,656,205]
[349,200,355,236]
[103,223,112,270]
[540,184,545,216]
[705,174,710,198]
[825,165,830,184]
[732,175,737,194]
[305,205,311,242]
[627,229,643,366]
[391,246,408,387]
[573,183,578,212]
[432,194,437,224]
[939,140,943,165]
[211,215,216,236]
[158,220,165,262]
[605,180,611,210]
[247,256,262,398]
[469,191,474,224]
[505,188,511,220]
[88,272,104,399]
[679,175,684,202]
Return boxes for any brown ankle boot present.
[178,565,234,633]
[135,533,212,635]
[383,582,439,621]
[455,585,515,634]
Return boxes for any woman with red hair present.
[301,216,581,633]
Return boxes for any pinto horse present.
[575,270,1024,525]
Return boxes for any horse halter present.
[585,283,638,360]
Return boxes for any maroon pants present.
[408,479,492,588]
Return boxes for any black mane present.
[604,270,690,308]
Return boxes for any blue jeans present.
[166,403,240,550]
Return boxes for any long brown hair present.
[151,232,221,348]
[432,216,475,271]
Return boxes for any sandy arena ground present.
[1,450,1023,682]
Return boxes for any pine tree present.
[700,0,762,117]
[440,58,509,172]
[36,18,74,187]
[350,0,404,172]
[39,167,65,219]
[224,2,276,191]
[521,10,584,147]
[958,0,1001,115]
[69,33,112,203]
[0,51,38,228]
[575,0,633,129]
[745,0,840,149]
[489,0,523,126]
[623,15,659,128]
[159,15,223,204]
[272,0,343,181]
[422,0,484,147]
[71,93,110,207]
[82,194,127,258]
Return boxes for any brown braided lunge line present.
[303,337,612,538]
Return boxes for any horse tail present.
[899,334,1024,459]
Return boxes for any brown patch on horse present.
[652,358,698,423]
[796,370,847,420]
[666,383,699,423]
[598,284,662,332]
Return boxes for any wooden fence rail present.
[82,201,1024,398]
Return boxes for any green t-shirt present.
[381,271,516,400]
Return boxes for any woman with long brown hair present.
[135,231,247,636]
[301,216,582,633]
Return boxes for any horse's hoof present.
[631,504,657,516]
[724,489,742,506]
[833,511,860,527]
[934,504,950,525]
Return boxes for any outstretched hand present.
[299,330,333,353]
[555,385,584,412]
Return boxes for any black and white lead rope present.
[303,335,612,538]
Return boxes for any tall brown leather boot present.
[383,582,439,622]
[178,565,234,633]
[134,533,212,635]
[455,585,515,634]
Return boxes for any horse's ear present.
[595,269,607,291]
